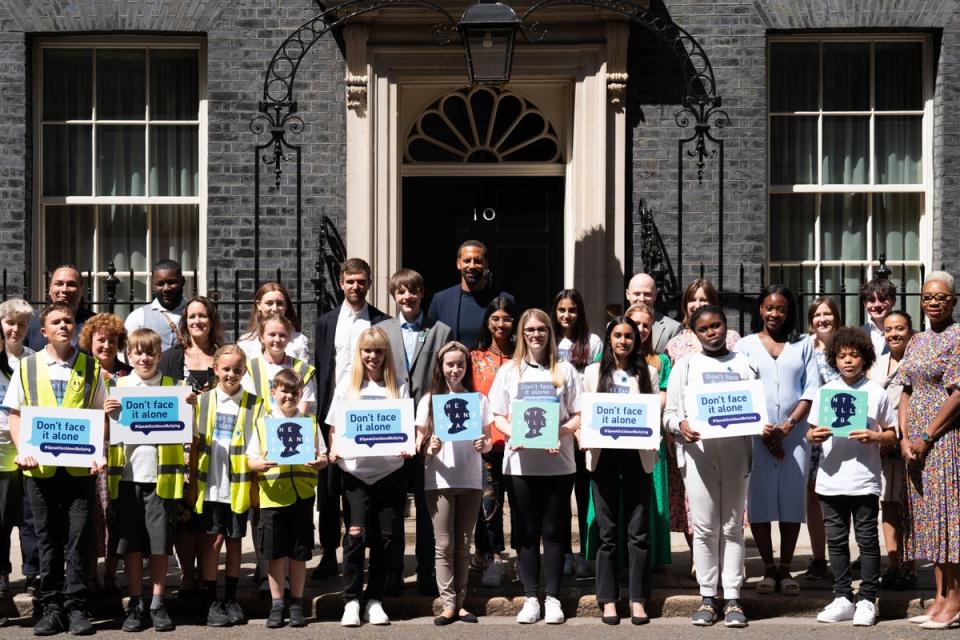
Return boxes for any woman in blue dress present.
[735,285,819,595]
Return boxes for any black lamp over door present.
[459,0,520,85]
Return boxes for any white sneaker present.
[341,599,361,627]
[363,599,390,625]
[853,599,877,627]
[516,597,540,624]
[817,596,856,623]
[562,553,575,576]
[544,596,565,624]
[481,558,506,587]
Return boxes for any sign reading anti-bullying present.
[265,417,316,465]
[813,388,868,438]
[336,398,415,458]
[510,400,560,449]
[109,386,193,444]
[20,406,104,467]
[431,393,483,442]
[580,392,661,450]
[683,379,768,439]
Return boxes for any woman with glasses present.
[488,309,582,625]
[898,272,960,628]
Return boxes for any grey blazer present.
[651,310,682,355]
[381,316,453,404]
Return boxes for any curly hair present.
[78,313,127,354]
[825,326,876,373]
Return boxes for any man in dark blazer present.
[312,257,391,579]
[379,269,452,594]
[626,271,681,353]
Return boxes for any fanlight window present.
[405,87,561,163]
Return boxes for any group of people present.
[0,241,958,635]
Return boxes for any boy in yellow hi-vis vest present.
[187,345,263,628]
[4,302,107,636]
[103,329,195,633]
[246,368,327,628]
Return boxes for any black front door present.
[402,176,564,312]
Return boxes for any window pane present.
[150,49,199,120]
[153,205,199,271]
[821,266,864,325]
[96,126,145,196]
[44,206,96,272]
[822,43,869,111]
[97,276,149,317]
[769,194,815,261]
[822,116,868,184]
[149,126,198,196]
[769,43,818,112]
[876,42,923,111]
[99,205,148,272]
[876,116,922,184]
[770,117,816,184]
[873,193,920,261]
[96,49,145,120]
[768,265,816,299]
[821,194,867,261]
[885,266,921,321]
[43,49,92,120]
[43,125,92,196]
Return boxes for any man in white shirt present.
[625,272,681,353]
[859,279,896,358]
[124,260,188,352]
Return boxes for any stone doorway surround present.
[343,9,630,329]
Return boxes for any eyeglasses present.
[523,327,549,335]
[921,294,954,304]
[489,317,514,325]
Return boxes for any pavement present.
[0,499,935,630]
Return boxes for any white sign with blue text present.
[20,406,105,468]
[580,392,662,450]
[336,398,416,458]
[109,386,193,444]
[683,379,768,439]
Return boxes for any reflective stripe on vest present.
[247,358,316,403]
[254,415,318,508]
[194,390,261,515]
[21,352,101,479]
[106,376,185,500]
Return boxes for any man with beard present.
[427,240,514,350]
[124,260,188,351]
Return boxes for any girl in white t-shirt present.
[489,308,582,625]
[236,283,311,365]
[663,305,756,628]
[415,341,492,625]
[242,314,316,415]
[326,326,410,628]
[807,327,896,627]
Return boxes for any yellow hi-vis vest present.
[254,415,318,508]
[246,357,316,403]
[194,389,262,514]
[20,351,101,478]
[106,376,185,500]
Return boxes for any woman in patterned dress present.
[899,271,960,628]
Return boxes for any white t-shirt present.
[557,334,603,371]
[194,387,248,504]
[115,371,175,482]
[245,407,327,459]
[240,355,317,414]
[415,392,492,491]
[3,348,107,411]
[325,379,408,484]
[237,331,312,366]
[488,360,581,477]
[811,377,896,497]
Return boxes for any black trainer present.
[150,604,174,632]
[288,603,306,628]
[206,600,231,628]
[122,602,149,632]
[691,598,719,626]
[33,605,66,637]
[66,608,95,636]
[266,604,285,629]
[723,600,748,628]
[224,599,245,626]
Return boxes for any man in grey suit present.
[381,268,452,596]
[626,272,681,353]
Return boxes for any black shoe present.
[24,575,39,595]
[311,554,338,580]
[266,604,285,629]
[288,604,307,628]
[631,616,650,625]
[601,615,620,625]
[150,604,174,632]
[206,600,231,628]
[224,599,245,626]
[434,614,458,626]
[66,608,95,636]
[691,598,719,626]
[459,612,478,623]
[122,602,149,632]
[417,573,439,597]
[0,574,10,599]
[723,600,748,628]
[33,605,66,637]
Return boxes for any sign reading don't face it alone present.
[335,398,416,458]
[20,406,105,468]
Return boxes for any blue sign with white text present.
[265,417,316,465]
[431,393,483,442]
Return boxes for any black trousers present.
[563,448,591,556]
[474,449,506,555]
[25,470,95,609]
[317,424,343,555]
[591,451,652,604]
[391,454,434,577]
[0,470,23,576]
[341,467,406,602]
[508,474,575,598]
[818,493,881,601]
[20,481,40,578]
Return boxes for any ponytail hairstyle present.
[550,288,592,370]
[597,316,654,394]
[347,326,401,400]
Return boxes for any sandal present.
[755,566,777,594]
[779,565,800,596]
